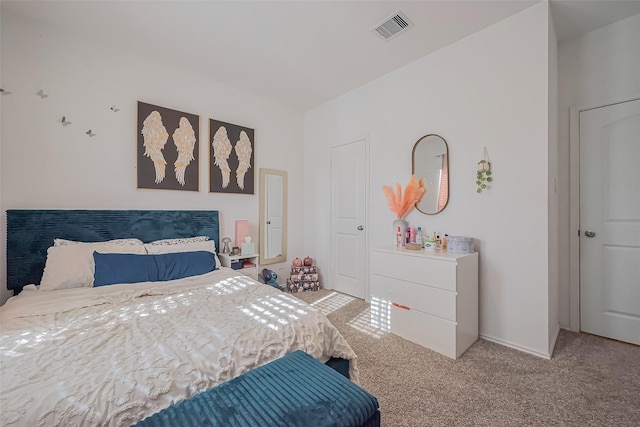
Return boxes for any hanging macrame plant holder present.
[476,146,493,193]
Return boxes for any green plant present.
[476,160,493,193]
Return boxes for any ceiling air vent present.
[370,10,414,42]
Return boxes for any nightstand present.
[217,252,259,281]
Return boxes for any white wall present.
[0,6,4,307]
[547,7,560,352]
[305,3,554,356]
[0,11,304,305]
[557,13,640,330]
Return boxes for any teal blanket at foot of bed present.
[134,350,380,427]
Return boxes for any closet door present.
[330,138,368,299]
[580,98,640,345]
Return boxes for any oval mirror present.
[412,134,449,215]
[259,168,288,265]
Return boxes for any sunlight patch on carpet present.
[347,297,391,339]
[310,292,356,315]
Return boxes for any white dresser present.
[370,246,478,359]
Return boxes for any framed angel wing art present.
[137,101,200,191]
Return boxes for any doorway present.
[575,98,640,345]
[330,138,368,300]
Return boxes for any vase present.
[392,217,408,246]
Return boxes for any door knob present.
[357,225,364,231]
[584,230,596,238]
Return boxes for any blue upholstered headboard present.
[6,210,220,294]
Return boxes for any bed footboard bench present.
[134,350,380,427]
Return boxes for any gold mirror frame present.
[412,134,449,215]
[259,168,288,265]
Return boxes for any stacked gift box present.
[287,265,320,292]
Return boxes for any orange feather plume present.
[382,175,426,218]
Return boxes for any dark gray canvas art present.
[209,119,255,194]
[137,102,199,191]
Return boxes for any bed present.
[1,210,359,426]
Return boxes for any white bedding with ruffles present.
[0,268,357,426]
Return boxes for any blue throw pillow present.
[93,251,216,287]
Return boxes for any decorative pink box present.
[288,264,320,292]
[287,279,320,293]
[290,273,318,282]
[291,266,317,275]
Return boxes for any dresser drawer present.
[390,305,457,359]
[370,273,456,321]
[371,250,457,291]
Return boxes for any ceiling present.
[3,1,640,111]
[550,0,640,40]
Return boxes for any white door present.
[580,98,640,345]
[330,139,367,299]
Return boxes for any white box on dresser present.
[370,246,478,359]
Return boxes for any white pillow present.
[40,242,146,291]
[54,238,144,247]
[147,236,209,245]
[144,240,221,268]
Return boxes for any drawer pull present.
[392,302,410,311]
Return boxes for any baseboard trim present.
[549,323,561,357]
[479,333,552,360]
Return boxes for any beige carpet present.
[292,289,640,427]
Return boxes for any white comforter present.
[0,268,357,426]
